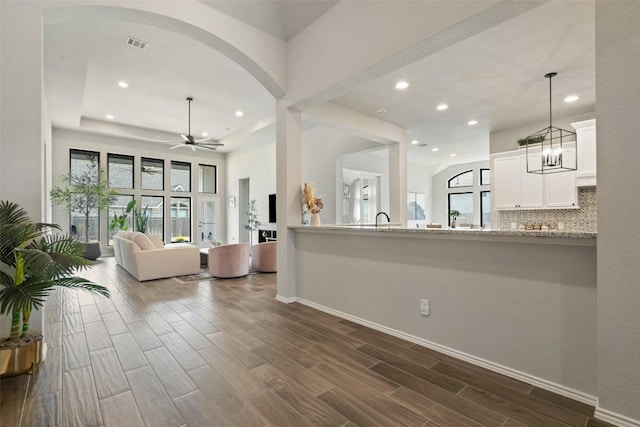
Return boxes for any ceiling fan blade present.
[198,142,224,146]
[191,145,196,151]
[180,134,190,142]
[170,144,184,150]
[194,137,217,143]
[192,144,217,151]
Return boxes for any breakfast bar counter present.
[286,223,598,402]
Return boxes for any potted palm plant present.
[0,200,110,377]
[50,157,118,260]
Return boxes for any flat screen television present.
[269,194,276,223]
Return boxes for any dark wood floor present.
[0,257,613,427]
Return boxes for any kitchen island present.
[286,224,597,406]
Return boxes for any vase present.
[310,212,321,226]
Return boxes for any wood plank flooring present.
[0,257,614,427]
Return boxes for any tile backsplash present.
[496,187,596,232]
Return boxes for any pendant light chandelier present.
[525,72,577,174]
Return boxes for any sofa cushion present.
[132,232,155,250]
[147,234,165,249]
[120,231,135,240]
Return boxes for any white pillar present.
[388,140,407,226]
[595,1,640,423]
[275,100,302,300]
[0,1,45,219]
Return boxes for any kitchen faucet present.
[375,211,390,227]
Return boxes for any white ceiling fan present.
[170,97,224,151]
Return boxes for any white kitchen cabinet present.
[572,119,596,186]
[494,156,543,209]
[544,147,578,208]
[493,149,577,210]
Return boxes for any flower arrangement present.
[303,182,324,214]
[210,239,224,247]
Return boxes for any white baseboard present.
[275,295,297,304]
[295,297,599,408]
[595,407,640,427]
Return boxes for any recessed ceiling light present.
[395,81,410,90]
[374,108,387,114]
[118,81,128,88]
[450,153,457,157]
[411,140,419,145]
[202,132,208,137]
[432,147,439,152]
[235,110,244,117]
[467,120,478,126]
[564,95,579,103]
[437,104,448,111]
[105,114,114,120]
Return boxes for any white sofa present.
[113,231,200,281]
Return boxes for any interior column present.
[275,99,302,300]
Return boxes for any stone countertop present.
[289,225,596,246]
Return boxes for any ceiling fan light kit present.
[170,97,224,151]
[525,72,577,174]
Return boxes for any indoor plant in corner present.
[244,199,261,246]
[50,157,118,260]
[0,200,110,377]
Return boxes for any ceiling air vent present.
[126,36,148,50]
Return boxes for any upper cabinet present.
[572,119,597,187]
[492,148,577,210]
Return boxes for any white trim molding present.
[295,297,599,408]
[595,408,640,427]
[275,295,297,304]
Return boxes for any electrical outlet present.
[420,299,429,316]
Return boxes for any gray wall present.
[295,230,597,397]
[596,1,640,420]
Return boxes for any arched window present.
[448,170,473,188]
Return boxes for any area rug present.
[171,272,212,285]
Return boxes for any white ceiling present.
[199,0,338,40]
[332,1,595,167]
[43,1,595,165]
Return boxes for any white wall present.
[432,160,490,226]
[225,137,276,245]
[51,128,226,251]
[302,126,382,224]
[407,162,435,226]
[595,1,640,422]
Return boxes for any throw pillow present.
[132,232,155,251]
[147,234,165,249]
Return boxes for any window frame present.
[447,170,474,188]
[448,191,474,225]
[69,149,100,240]
[480,190,491,228]
[170,196,192,242]
[480,168,491,186]
[107,153,134,189]
[141,157,165,191]
[170,160,191,192]
[198,163,218,194]
[141,195,165,240]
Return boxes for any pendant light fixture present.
[525,72,577,174]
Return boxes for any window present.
[448,170,474,188]
[481,168,491,186]
[69,149,100,241]
[141,157,164,191]
[199,164,217,193]
[108,153,134,189]
[481,191,491,228]
[108,194,133,245]
[448,192,473,225]
[171,161,191,192]
[171,197,191,242]
[141,196,164,239]
[407,192,426,221]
